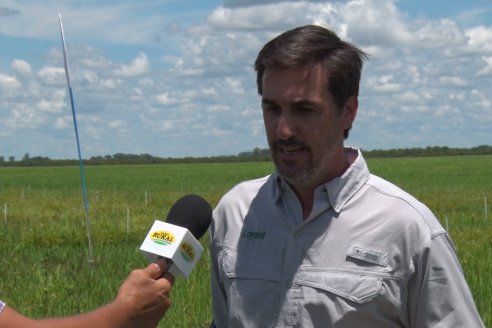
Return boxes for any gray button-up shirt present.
[210,149,484,327]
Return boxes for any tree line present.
[1,145,491,167]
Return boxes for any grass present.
[0,157,491,327]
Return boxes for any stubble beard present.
[272,132,342,188]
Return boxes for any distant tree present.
[8,156,15,162]
[0,156,4,162]
[22,153,30,161]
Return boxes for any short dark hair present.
[254,25,368,138]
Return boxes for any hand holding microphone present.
[114,259,174,328]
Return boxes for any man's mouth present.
[279,147,303,155]
[273,138,307,159]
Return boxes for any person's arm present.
[0,261,174,328]
[408,233,484,327]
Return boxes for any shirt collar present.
[325,148,370,213]
[273,171,285,203]
[272,147,370,213]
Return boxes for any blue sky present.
[1,0,491,160]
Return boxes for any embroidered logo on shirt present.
[347,246,388,267]
[241,230,267,240]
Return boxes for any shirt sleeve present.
[408,233,484,327]
[0,300,5,314]
[209,227,229,328]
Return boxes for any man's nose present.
[276,113,296,140]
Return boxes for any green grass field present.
[0,156,491,327]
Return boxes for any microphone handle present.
[157,256,173,274]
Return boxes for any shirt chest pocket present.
[220,246,282,281]
[219,247,283,327]
[294,268,384,304]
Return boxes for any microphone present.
[140,194,212,277]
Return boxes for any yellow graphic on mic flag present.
[150,230,175,245]
[180,241,196,263]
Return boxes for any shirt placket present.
[277,231,303,327]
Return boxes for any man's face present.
[261,65,356,188]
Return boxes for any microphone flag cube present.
[140,220,204,277]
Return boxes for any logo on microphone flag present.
[150,230,175,245]
[180,241,195,262]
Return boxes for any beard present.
[270,134,341,188]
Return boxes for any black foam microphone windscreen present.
[166,194,213,240]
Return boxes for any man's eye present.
[263,106,281,114]
[298,106,314,114]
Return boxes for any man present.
[0,260,174,328]
[210,25,484,327]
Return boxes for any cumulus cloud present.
[478,56,492,76]
[36,99,65,113]
[439,76,468,87]
[209,2,325,30]
[465,26,492,54]
[0,74,21,89]
[342,0,413,46]
[7,104,45,129]
[11,59,32,75]
[156,92,179,106]
[223,0,329,8]
[54,116,70,129]
[114,52,150,77]
[108,120,127,129]
[37,67,65,86]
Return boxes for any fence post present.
[126,206,130,242]
[3,203,6,225]
[485,197,488,221]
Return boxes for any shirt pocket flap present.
[294,269,383,304]
[221,247,281,282]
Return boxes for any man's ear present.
[342,95,358,130]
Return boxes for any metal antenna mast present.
[59,13,95,263]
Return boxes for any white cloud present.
[478,56,492,76]
[7,104,45,129]
[439,76,468,87]
[54,116,71,129]
[465,26,492,54]
[0,74,21,89]
[156,120,174,132]
[207,104,230,113]
[225,77,245,94]
[114,52,150,77]
[208,3,316,30]
[11,59,32,75]
[413,19,465,50]
[37,66,65,86]
[342,0,413,46]
[156,92,179,106]
[36,99,65,113]
[99,78,119,89]
[108,120,127,129]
